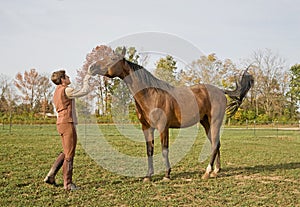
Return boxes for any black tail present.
[224,67,254,117]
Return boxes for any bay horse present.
[88,46,254,181]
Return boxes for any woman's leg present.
[44,152,65,185]
[58,123,78,190]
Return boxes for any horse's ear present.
[121,47,126,57]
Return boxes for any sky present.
[0,0,299,80]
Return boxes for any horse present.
[88,46,254,181]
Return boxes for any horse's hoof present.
[210,172,218,178]
[162,177,171,182]
[143,177,151,182]
[201,173,210,180]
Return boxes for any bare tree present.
[248,49,288,120]
[178,54,239,88]
[37,74,54,117]
[0,74,18,130]
[14,69,52,114]
[0,74,10,102]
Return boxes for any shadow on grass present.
[220,162,300,177]
[169,170,202,180]
[74,162,300,185]
[170,162,300,179]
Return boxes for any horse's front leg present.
[143,126,154,182]
[161,129,171,180]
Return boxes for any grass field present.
[0,124,299,207]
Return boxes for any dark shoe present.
[63,158,74,189]
[44,152,65,186]
[44,175,57,186]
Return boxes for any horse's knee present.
[162,147,169,157]
[146,142,154,156]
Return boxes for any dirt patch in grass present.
[234,173,298,184]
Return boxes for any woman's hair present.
[51,70,66,85]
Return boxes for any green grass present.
[0,124,299,206]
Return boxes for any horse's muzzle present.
[88,63,103,76]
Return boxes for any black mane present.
[125,60,174,91]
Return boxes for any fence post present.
[253,120,256,136]
[9,112,12,134]
[276,120,279,138]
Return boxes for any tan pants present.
[57,123,77,160]
[57,122,77,189]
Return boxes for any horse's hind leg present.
[210,110,225,178]
[202,129,221,179]
[200,116,222,179]
[209,142,221,178]
[200,116,212,179]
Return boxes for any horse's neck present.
[122,64,172,103]
[123,73,146,96]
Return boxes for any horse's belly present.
[169,114,200,128]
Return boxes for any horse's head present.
[88,46,126,78]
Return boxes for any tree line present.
[0,47,299,125]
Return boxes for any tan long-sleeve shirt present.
[65,74,91,99]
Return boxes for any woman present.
[44,70,91,191]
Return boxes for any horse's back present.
[203,84,227,104]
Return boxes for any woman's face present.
[61,75,71,86]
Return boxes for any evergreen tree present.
[154,55,178,86]
[288,64,300,119]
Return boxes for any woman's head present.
[51,70,70,85]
